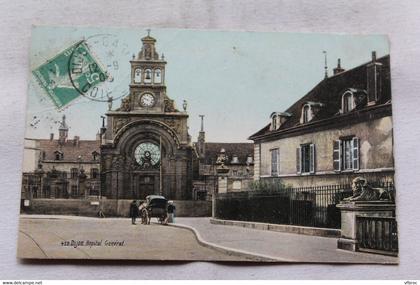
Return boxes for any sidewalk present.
[173,217,398,264]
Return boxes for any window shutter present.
[333,140,341,172]
[352,137,360,170]
[310,144,315,174]
[296,146,301,174]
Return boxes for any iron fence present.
[356,216,398,255]
[215,182,394,229]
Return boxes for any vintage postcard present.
[18,26,398,263]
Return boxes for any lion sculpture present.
[343,177,392,202]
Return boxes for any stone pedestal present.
[337,201,395,252]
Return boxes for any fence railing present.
[215,182,395,229]
[356,216,398,255]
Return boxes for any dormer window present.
[300,102,323,124]
[54,150,63,161]
[302,105,311,123]
[246,155,253,165]
[270,112,291,131]
[272,115,277,130]
[92,151,99,161]
[231,155,239,164]
[342,91,355,113]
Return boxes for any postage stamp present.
[32,40,108,109]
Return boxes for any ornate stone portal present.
[100,33,194,200]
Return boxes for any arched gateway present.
[100,33,194,200]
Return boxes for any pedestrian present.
[129,200,139,225]
[139,201,150,225]
[167,200,176,223]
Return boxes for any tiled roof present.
[39,139,100,162]
[249,55,391,140]
[201,142,254,165]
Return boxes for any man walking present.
[129,200,139,225]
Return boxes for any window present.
[333,137,359,171]
[232,180,242,191]
[272,115,277,130]
[154,69,162,83]
[246,155,253,165]
[144,69,152,83]
[92,151,99,161]
[54,151,63,160]
[71,185,78,197]
[90,168,99,179]
[71,168,78,179]
[342,92,354,113]
[296,144,315,174]
[302,105,311,123]
[134,68,141,83]
[271,148,279,176]
[231,155,239,164]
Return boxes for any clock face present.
[140,93,155,107]
[134,142,161,166]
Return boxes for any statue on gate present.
[343,177,392,202]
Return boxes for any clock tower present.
[100,31,194,201]
[129,31,169,112]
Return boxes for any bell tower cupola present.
[129,30,171,113]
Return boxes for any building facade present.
[193,116,254,199]
[249,52,394,187]
[21,115,101,200]
[100,33,195,200]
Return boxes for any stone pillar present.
[337,201,395,252]
[214,165,229,218]
[211,188,216,218]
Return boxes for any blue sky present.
[26,27,389,142]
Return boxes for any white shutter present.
[352,137,360,170]
[296,146,301,174]
[310,144,315,174]
[333,140,341,172]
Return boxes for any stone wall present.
[256,116,394,186]
[21,199,211,217]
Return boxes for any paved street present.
[17,215,267,261]
[18,215,398,263]
[173,218,399,264]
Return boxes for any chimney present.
[367,51,383,105]
[333,58,345,75]
[73,136,80,147]
[50,133,54,141]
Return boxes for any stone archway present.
[101,119,193,200]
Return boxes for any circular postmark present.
[68,34,131,103]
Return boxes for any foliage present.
[249,179,289,192]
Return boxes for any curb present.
[168,223,292,262]
[210,218,341,238]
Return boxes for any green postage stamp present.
[32,40,108,109]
